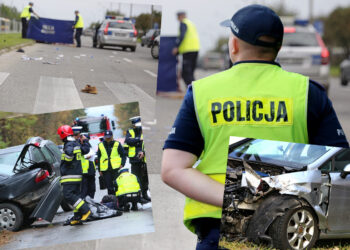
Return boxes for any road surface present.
[0,36,157,121]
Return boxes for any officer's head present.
[221,5,283,63]
[118,167,129,174]
[29,2,34,6]
[104,130,113,142]
[75,10,79,15]
[176,11,186,21]
[130,116,142,130]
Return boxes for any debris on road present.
[21,55,43,61]
[81,84,98,94]
[42,61,60,65]
[16,48,25,53]
[0,230,15,247]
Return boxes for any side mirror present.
[340,164,350,179]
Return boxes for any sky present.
[2,0,350,53]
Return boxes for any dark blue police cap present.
[220,4,284,48]
[104,130,113,138]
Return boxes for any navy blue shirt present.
[164,61,349,157]
[175,22,187,48]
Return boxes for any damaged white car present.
[222,138,350,250]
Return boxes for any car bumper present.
[100,36,137,47]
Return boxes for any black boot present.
[142,190,151,202]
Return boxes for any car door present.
[326,149,350,232]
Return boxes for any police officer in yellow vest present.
[172,11,200,87]
[115,168,141,212]
[80,133,96,199]
[97,130,126,195]
[162,5,348,249]
[73,10,84,47]
[20,2,39,38]
[125,116,151,202]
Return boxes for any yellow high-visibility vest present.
[98,142,122,171]
[115,172,140,196]
[75,14,84,29]
[178,18,200,54]
[20,5,31,19]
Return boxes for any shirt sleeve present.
[118,142,126,166]
[29,8,33,13]
[307,80,349,148]
[175,22,187,48]
[74,15,79,25]
[163,86,204,157]
[125,130,142,146]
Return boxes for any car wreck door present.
[327,150,350,232]
[30,176,62,222]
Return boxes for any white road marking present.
[0,72,10,87]
[33,76,83,114]
[123,58,132,63]
[144,119,157,125]
[104,82,155,120]
[143,69,157,78]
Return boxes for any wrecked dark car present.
[221,138,350,250]
[0,137,63,231]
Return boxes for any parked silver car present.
[222,138,350,249]
[340,57,350,86]
[277,24,330,94]
[96,19,137,51]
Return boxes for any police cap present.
[220,4,284,48]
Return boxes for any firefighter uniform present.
[115,169,141,211]
[97,140,126,195]
[125,127,150,201]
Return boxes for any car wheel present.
[0,203,23,231]
[269,205,319,250]
[122,47,127,51]
[97,39,104,49]
[131,46,136,52]
[341,78,348,86]
[60,199,73,212]
[151,43,159,59]
[141,43,144,47]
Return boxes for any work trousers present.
[75,28,83,47]
[62,182,90,216]
[194,218,221,250]
[81,174,96,199]
[101,169,119,195]
[21,18,28,38]
[117,193,140,210]
[131,162,149,193]
[182,51,198,86]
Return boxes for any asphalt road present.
[2,160,154,250]
[0,36,157,121]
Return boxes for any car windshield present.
[86,121,105,134]
[283,32,319,47]
[229,139,334,169]
[0,151,21,176]
[109,21,133,29]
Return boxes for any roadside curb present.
[0,41,35,56]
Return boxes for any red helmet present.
[57,125,73,140]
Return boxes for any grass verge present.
[0,33,34,50]
[330,65,340,77]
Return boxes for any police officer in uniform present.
[162,5,349,249]
[172,11,200,87]
[20,2,39,38]
[80,134,96,199]
[125,117,151,202]
[115,168,142,212]
[73,10,84,47]
[57,125,91,226]
[97,130,126,195]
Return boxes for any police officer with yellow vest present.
[162,5,348,249]
[125,117,151,202]
[172,11,200,87]
[57,125,91,226]
[97,130,126,195]
[80,133,96,199]
[20,2,39,38]
[115,168,141,212]
[73,10,84,47]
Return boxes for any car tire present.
[141,43,144,47]
[131,46,136,52]
[341,78,348,86]
[0,203,23,231]
[151,43,159,59]
[122,47,127,51]
[269,205,319,250]
[60,199,73,212]
[97,39,104,49]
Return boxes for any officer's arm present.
[80,139,90,155]
[96,147,101,171]
[64,142,74,157]
[74,15,78,25]
[118,143,126,167]
[161,149,224,207]
[125,131,140,146]
[175,22,187,48]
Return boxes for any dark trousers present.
[62,182,90,216]
[21,18,28,38]
[131,162,149,193]
[75,28,83,47]
[117,193,140,210]
[101,169,119,195]
[182,51,198,86]
[81,174,96,199]
[194,218,221,250]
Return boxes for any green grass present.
[330,65,340,77]
[0,33,34,50]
